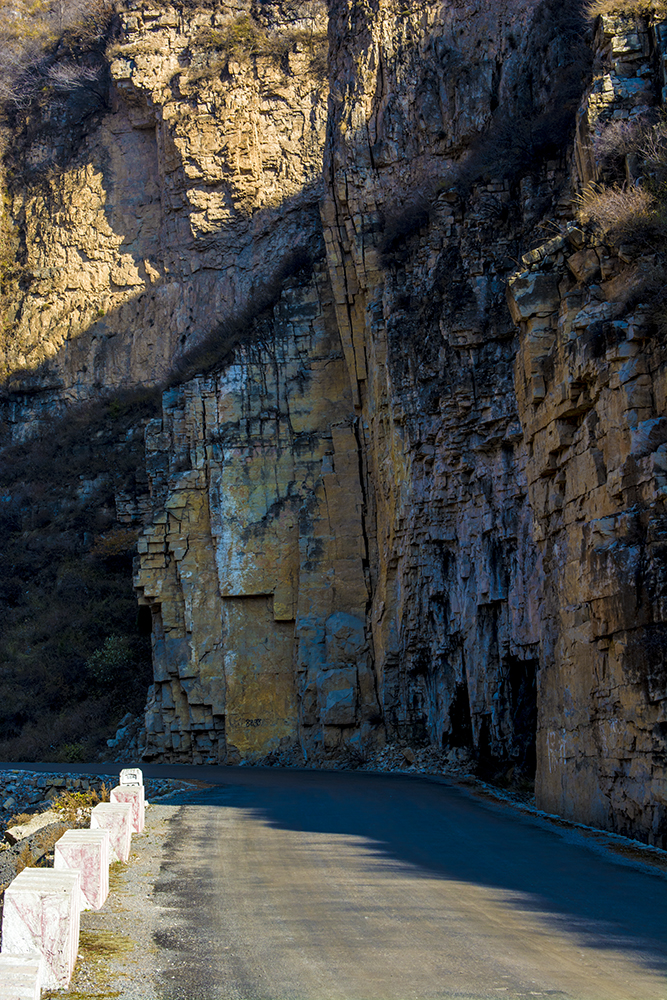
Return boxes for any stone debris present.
[253,738,521,793]
[0,771,197,834]
[4,812,61,847]
[0,822,70,897]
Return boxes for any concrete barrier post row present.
[1,869,81,989]
[0,766,144,992]
[0,953,41,1000]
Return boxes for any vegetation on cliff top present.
[586,0,667,17]
[0,0,112,117]
[182,12,328,86]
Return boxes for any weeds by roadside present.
[51,784,110,826]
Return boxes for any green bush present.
[87,635,132,687]
[55,742,87,763]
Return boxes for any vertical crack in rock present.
[1,0,666,847]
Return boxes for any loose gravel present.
[0,769,199,830]
[40,797,185,1000]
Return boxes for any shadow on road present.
[6,761,667,980]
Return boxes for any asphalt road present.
[8,764,667,999]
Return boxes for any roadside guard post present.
[119,768,143,786]
[111,769,145,834]
[54,829,111,910]
[0,868,81,989]
[90,801,132,862]
[0,953,41,1000]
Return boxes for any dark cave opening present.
[445,681,473,749]
[507,656,538,779]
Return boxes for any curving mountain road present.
[140,766,666,1000]
[10,762,667,999]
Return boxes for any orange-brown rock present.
[1,0,666,850]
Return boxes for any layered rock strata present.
[2,0,666,847]
[509,13,667,843]
[1,0,327,433]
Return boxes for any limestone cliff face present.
[510,13,667,843]
[3,0,667,847]
[134,264,374,761]
[2,0,327,431]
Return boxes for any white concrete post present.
[0,954,41,1000]
[90,802,132,862]
[54,829,110,910]
[119,767,143,786]
[110,785,145,834]
[0,869,81,989]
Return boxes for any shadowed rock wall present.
[2,0,666,847]
[510,13,667,844]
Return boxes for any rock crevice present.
[1,0,666,847]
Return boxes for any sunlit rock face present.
[134,266,376,762]
[0,0,328,433]
[3,0,667,847]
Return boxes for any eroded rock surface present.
[2,0,666,847]
[1,0,328,432]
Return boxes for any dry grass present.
[51,785,110,827]
[7,811,32,825]
[593,116,648,164]
[586,0,667,17]
[577,182,667,248]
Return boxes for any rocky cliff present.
[1,0,666,848]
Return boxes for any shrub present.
[581,113,667,252]
[89,527,138,563]
[186,15,327,84]
[51,784,110,825]
[86,634,132,687]
[577,182,665,246]
[593,116,648,166]
[54,742,87,763]
[0,0,112,114]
